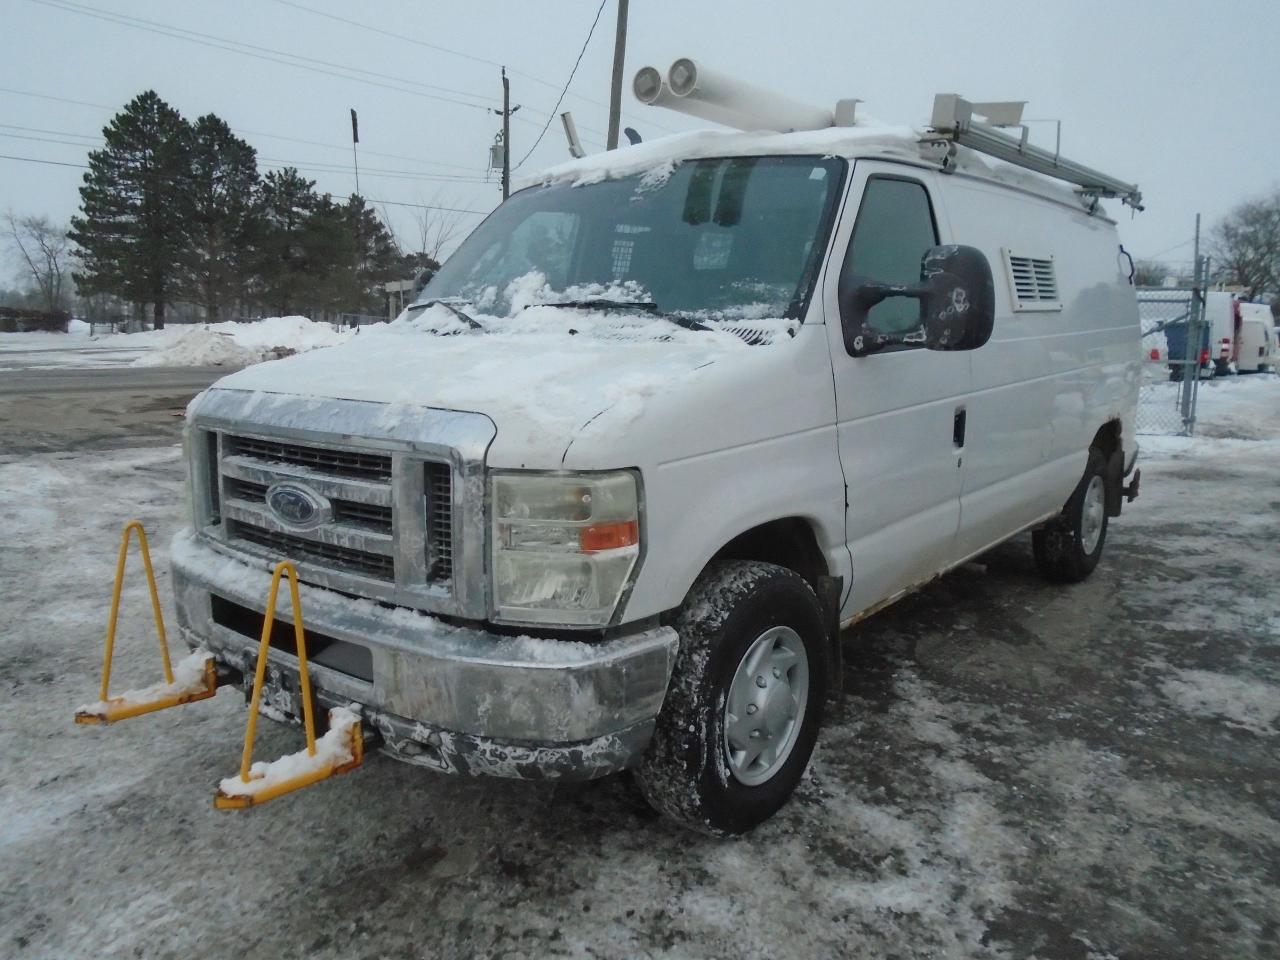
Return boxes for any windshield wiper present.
[532,298,661,313]
[532,298,710,332]
[407,299,484,331]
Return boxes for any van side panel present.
[937,178,1140,560]
[576,326,852,624]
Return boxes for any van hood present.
[209,307,795,467]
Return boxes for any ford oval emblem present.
[265,482,331,530]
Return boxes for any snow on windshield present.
[397,272,799,347]
[416,155,844,327]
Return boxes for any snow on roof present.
[519,123,923,189]
[519,119,1093,213]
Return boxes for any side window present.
[840,176,939,337]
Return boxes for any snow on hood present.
[209,292,797,457]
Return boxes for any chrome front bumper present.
[171,532,679,780]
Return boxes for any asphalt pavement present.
[0,366,228,454]
[2,362,1277,959]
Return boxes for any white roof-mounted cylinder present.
[634,58,834,134]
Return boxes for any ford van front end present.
[175,388,678,779]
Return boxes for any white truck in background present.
[174,64,1143,834]
[1236,301,1276,373]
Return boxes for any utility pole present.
[501,67,511,200]
[489,70,519,198]
[606,0,629,150]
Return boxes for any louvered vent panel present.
[1003,250,1061,310]
[1031,259,1058,300]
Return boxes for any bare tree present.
[1210,190,1280,301]
[378,194,466,287]
[410,197,466,265]
[5,212,71,312]
[1134,260,1170,287]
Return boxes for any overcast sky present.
[3,0,1278,278]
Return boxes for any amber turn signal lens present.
[578,519,639,553]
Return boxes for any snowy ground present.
[0,316,352,372]
[1,378,1278,959]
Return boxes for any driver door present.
[821,162,970,618]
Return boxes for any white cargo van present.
[175,69,1142,833]
[1237,302,1276,373]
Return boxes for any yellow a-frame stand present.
[214,560,363,809]
[74,520,217,725]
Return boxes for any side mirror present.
[840,244,995,356]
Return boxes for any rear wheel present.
[635,560,828,835]
[1033,448,1109,583]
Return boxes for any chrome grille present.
[225,477,392,534]
[215,431,455,593]
[226,521,395,581]
[224,435,392,482]
[426,461,453,580]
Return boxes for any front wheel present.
[1032,448,1109,583]
[635,560,829,835]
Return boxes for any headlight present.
[490,471,641,626]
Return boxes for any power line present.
[0,151,495,216]
[0,85,112,111]
[232,128,482,173]
[0,122,99,140]
[269,0,505,71]
[268,0,676,136]
[27,0,611,156]
[1141,237,1196,261]
[258,157,489,183]
[0,89,486,173]
[26,0,501,113]
[0,152,90,169]
[0,131,100,149]
[0,127,490,184]
[514,0,607,170]
[29,0,621,153]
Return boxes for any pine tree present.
[185,115,259,322]
[68,91,192,329]
[344,196,407,311]
[300,194,352,316]
[253,167,317,316]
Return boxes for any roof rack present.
[926,94,1143,212]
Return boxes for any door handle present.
[953,407,967,448]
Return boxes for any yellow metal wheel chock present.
[75,520,217,725]
[214,560,363,810]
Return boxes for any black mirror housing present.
[839,244,995,355]
[919,245,995,350]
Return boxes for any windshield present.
[418,155,845,321]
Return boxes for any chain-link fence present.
[1135,256,1209,436]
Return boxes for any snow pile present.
[75,650,214,719]
[132,316,353,368]
[131,328,258,367]
[216,706,361,800]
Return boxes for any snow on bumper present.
[170,532,679,779]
